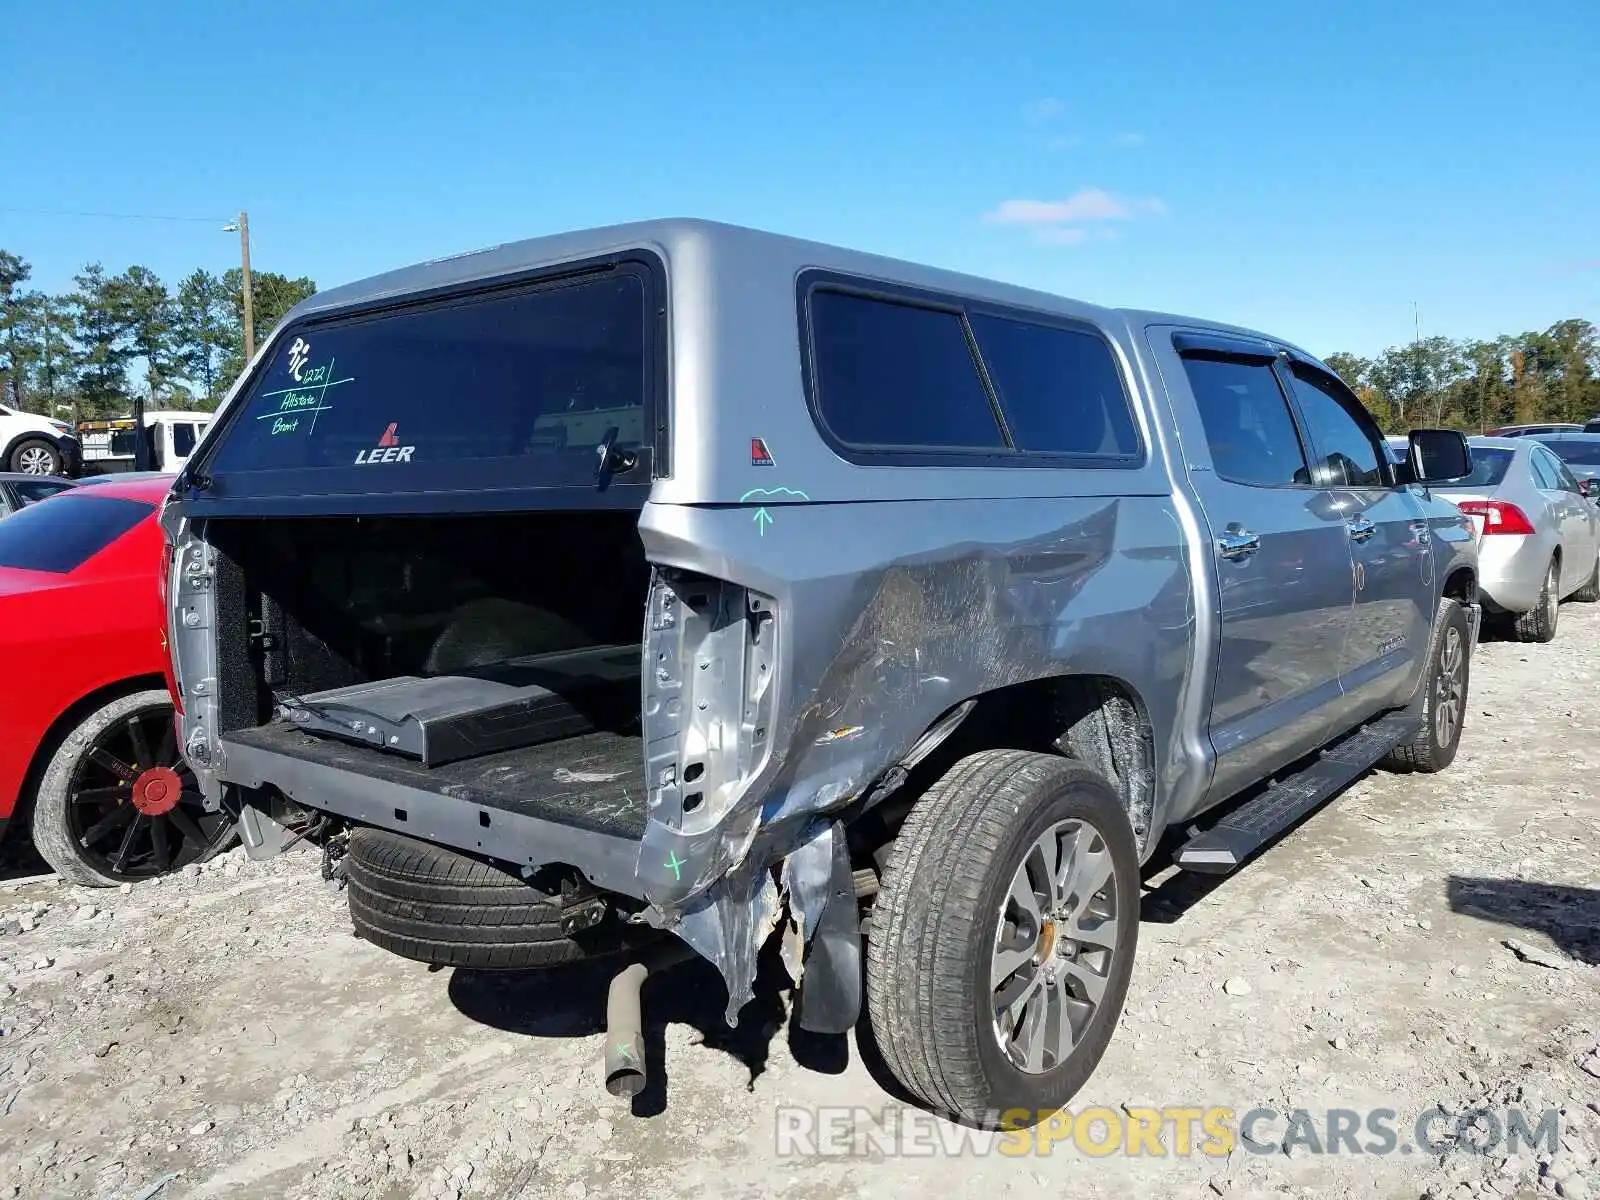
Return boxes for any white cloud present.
[983,188,1166,249]
[983,188,1166,226]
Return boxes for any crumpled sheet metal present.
[640,497,1188,1025]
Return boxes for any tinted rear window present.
[968,314,1139,456]
[203,268,651,485]
[1542,439,1600,466]
[0,494,152,573]
[1439,447,1514,488]
[809,290,1005,449]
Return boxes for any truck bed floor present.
[225,722,648,840]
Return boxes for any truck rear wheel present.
[345,827,651,969]
[865,750,1138,1124]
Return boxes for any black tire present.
[1382,599,1471,774]
[1513,558,1560,643]
[345,827,651,969]
[8,437,63,476]
[1573,555,1600,603]
[865,750,1139,1124]
[30,689,237,887]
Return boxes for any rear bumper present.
[219,733,647,900]
[1475,533,1549,613]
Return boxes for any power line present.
[0,205,226,224]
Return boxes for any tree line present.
[1326,319,1599,434]
[0,248,316,423]
[2,242,1594,435]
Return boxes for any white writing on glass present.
[288,337,311,382]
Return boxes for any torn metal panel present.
[634,493,1191,1004]
[656,856,782,1024]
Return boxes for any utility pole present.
[224,212,255,361]
[1411,301,1423,426]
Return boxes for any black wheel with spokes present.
[30,689,237,887]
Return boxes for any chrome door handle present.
[1348,515,1377,542]
[1216,529,1261,561]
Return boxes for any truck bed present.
[225,721,648,840]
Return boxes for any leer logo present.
[355,423,414,464]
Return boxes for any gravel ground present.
[3,606,1599,1200]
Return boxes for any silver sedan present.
[1435,436,1600,641]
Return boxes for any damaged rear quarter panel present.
[635,491,1193,1019]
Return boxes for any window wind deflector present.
[1172,331,1279,362]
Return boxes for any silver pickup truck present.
[159,219,1479,1125]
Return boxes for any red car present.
[0,475,234,885]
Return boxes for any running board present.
[1175,712,1421,875]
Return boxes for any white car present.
[1434,436,1600,641]
[0,403,80,476]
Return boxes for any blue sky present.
[2,0,1597,357]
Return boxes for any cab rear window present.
[0,494,152,573]
[1438,448,1513,488]
[201,263,657,495]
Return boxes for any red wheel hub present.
[131,766,183,816]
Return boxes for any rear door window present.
[1180,356,1311,487]
[0,493,152,573]
[1532,447,1579,492]
[198,261,660,500]
[1528,450,1561,491]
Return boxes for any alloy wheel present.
[18,446,55,474]
[1433,625,1464,748]
[990,818,1121,1074]
[65,702,230,879]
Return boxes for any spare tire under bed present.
[345,827,656,969]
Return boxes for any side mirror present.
[1407,428,1471,484]
[1579,478,1600,500]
